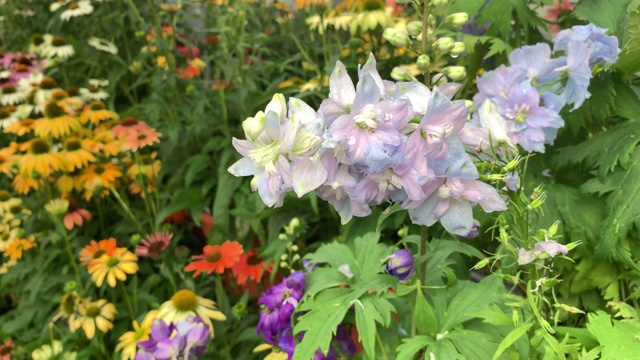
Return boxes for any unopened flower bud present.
[406,21,422,37]
[130,234,142,246]
[386,249,414,281]
[390,67,416,82]
[417,55,431,72]
[433,0,448,6]
[548,221,560,237]
[555,303,585,314]
[450,42,465,57]
[446,12,469,28]
[442,66,467,81]
[471,258,491,270]
[433,37,455,52]
[432,73,448,86]
[242,111,266,141]
[383,28,410,47]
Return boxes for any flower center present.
[51,89,69,101]
[21,118,34,127]
[8,204,22,214]
[17,56,33,66]
[51,36,67,47]
[137,134,147,141]
[60,293,76,315]
[171,289,198,312]
[0,191,10,202]
[94,166,105,175]
[44,101,66,118]
[148,241,166,254]
[40,77,58,90]
[32,34,44,46]
[353,104,379,130]
[247,254,262,266]
[64,138,82,152]
[88,85,99,93]
[67,86,79,96]
[68,2,79,9]
[106,256,120,268]
[14,64,28,72]
[85,305,101,318]
[206,251,222,263]
[362,0,384,10]
[89,101,106,111]
[93,250,105,259]
[120,116,139,126]
[2,85,16,94]
[0,347,12,355]
[29,139,51,154]
[0,109,10,119]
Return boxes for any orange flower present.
[0,338,14,360]
[231,251,272,286]
[11,174,42,194]
[79,238,118,267]
[122,127,162,152]
[3,236,36,260]
[80,162,122,199]
[185,241,243,277]
[4,118,37,136]
[112,117,151,139]
[64,199,92,230]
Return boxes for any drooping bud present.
[406,21,423,37]
[446,12,469,28]
[386,249,414,281]
[442,66,467,81]
[383,28,410,47]
[433,37,455,52]
[390,67,416,82]
[417,55,431,72]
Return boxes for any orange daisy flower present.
[81,162,122,199]
[79,101,119,125]
[56,169,85,193]
[3,236,36,260]
[92,129,122,157]
[185,241,243,277]
[0,147,18,176]
[64,199,92,230]
[111,117,151,139]
[232,251,272,286]
[11,174,42,194]
[4,118,37,136]
[122,127,162,152]
[62,137,97,171]
[79,238,118,267]
[88,247,138,287]
[126,153,161,179]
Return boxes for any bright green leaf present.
[492,323,533,360]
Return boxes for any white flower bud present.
[442,66,467,81]
[390,67,416,82]
[433,37,455,52]
[446,12,469,28]
[406,21,422,37]
[417,55,431,72]
[242,111,266,141]
[383,28,410,47]
[450,42,465,57]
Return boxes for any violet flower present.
[386,249,415,281]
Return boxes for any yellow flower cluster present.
[0,190,34,273]
[0,75,162,200]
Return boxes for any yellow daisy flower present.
[69,298,117,339]
[79,101,118,125]
[3,236,36,260]
[92,129,122,157]
[11,173,42,195]
[157,289,227,336]
[34,100,81,139]
[0,146,18,176]
[0,190,21,214]
[62,137,96,171]
[116,310,158,360]
[18,138,66,177]
[56,169,85,193]
[88,247,138,287]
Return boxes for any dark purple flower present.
[457,220,481,240]
[386,249,414,281]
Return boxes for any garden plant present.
[1,0,640,359]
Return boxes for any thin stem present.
[60,222,83,288]
[162,259,179,293]
[375,330,390,360]
[110,188,148,235]
[119,281,136,322]
[421,0,431,87]
[419,225,428,284]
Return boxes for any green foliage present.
[586,311,640,359]
[616,6,640,78]
[574,0,633,41]
[561,73,617,135]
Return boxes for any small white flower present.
[0,85,28,106]
[60,0,94,21]
[79,86,109,102]
[50,0,72,12]
[88,78,109,87]
[43,36,75,59]
[87,37,118,55]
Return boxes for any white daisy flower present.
[0,85,28,106]
[60,1,94,21]
[50,0,72,12]
[17,71,44,94]
[43,36,75,59]
[79,86,109,102]
[88,78,109,87]
[87,37,118,55]
[0,104,32,129]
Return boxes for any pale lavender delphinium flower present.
[517,240,569,265]
[136,315,210,360]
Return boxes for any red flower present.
[231,251,272,286]
[185,241,243,277]
[0,338,14,360]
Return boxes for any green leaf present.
[439,276,504,332]
[439,266,459,288]
[155,188,208,228]
[213,148,242,235]
[613,74,640,119]
[304,268,348,298]
[492,323,533,360]
[477,0,512,38]
[355,296,395,359]
[586,311,640,359]
[615,5,640,78]
[597,148,640,264]
[354,233,393,277]
[376,204,405,232]
[553,120,640,178]
[561,73,616,135]
[574,0,632,40]
[415,287,438,336]
[396,336,433,360]
[511,0,545,28]
[448,329,499,359]
[484,38,512,59]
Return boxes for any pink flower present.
[64,200,92,230]
[546,0,576,36]
[136,231,173,258]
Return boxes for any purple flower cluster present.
[256,271,355,359]
[135,315,210,360]
[467,24,619,153]
[229,54,506,236]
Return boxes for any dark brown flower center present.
[66,85,79,96]
[44,101,66,118]
[206,251,222,263]
[120,116,138,126]
[8,204,22,214]
[51,36,67,47]
[0,110,9,119]
[171,289,198,311]
[88,85,99,93]
[0,190,11,202]
[15,64,28,72]
[247,254,262,266]
[93,249,105,259]
[29,139,51,154]
[69,2,79,9]
[32,34,44,46]
[1,85,16,94]
[137,134,147,141]
[85,305,100,318]
[64,138,82,152]
[40,77,58,89]
[51,89,69,100]
[94,166,105,175]
[89,101,106,110]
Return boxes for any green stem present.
[110,188,148,235]
[122,0,145,23]
[419,225,429,284]
[162,259,178,293]
[60,223,83,289]
[119,281,136,322]
[375,330,390,360]
[421,0,432,87]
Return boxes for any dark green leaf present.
[415,287,438,336]
[396,336,433,360]
[575,0,632,40]
[615,6,640,78]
